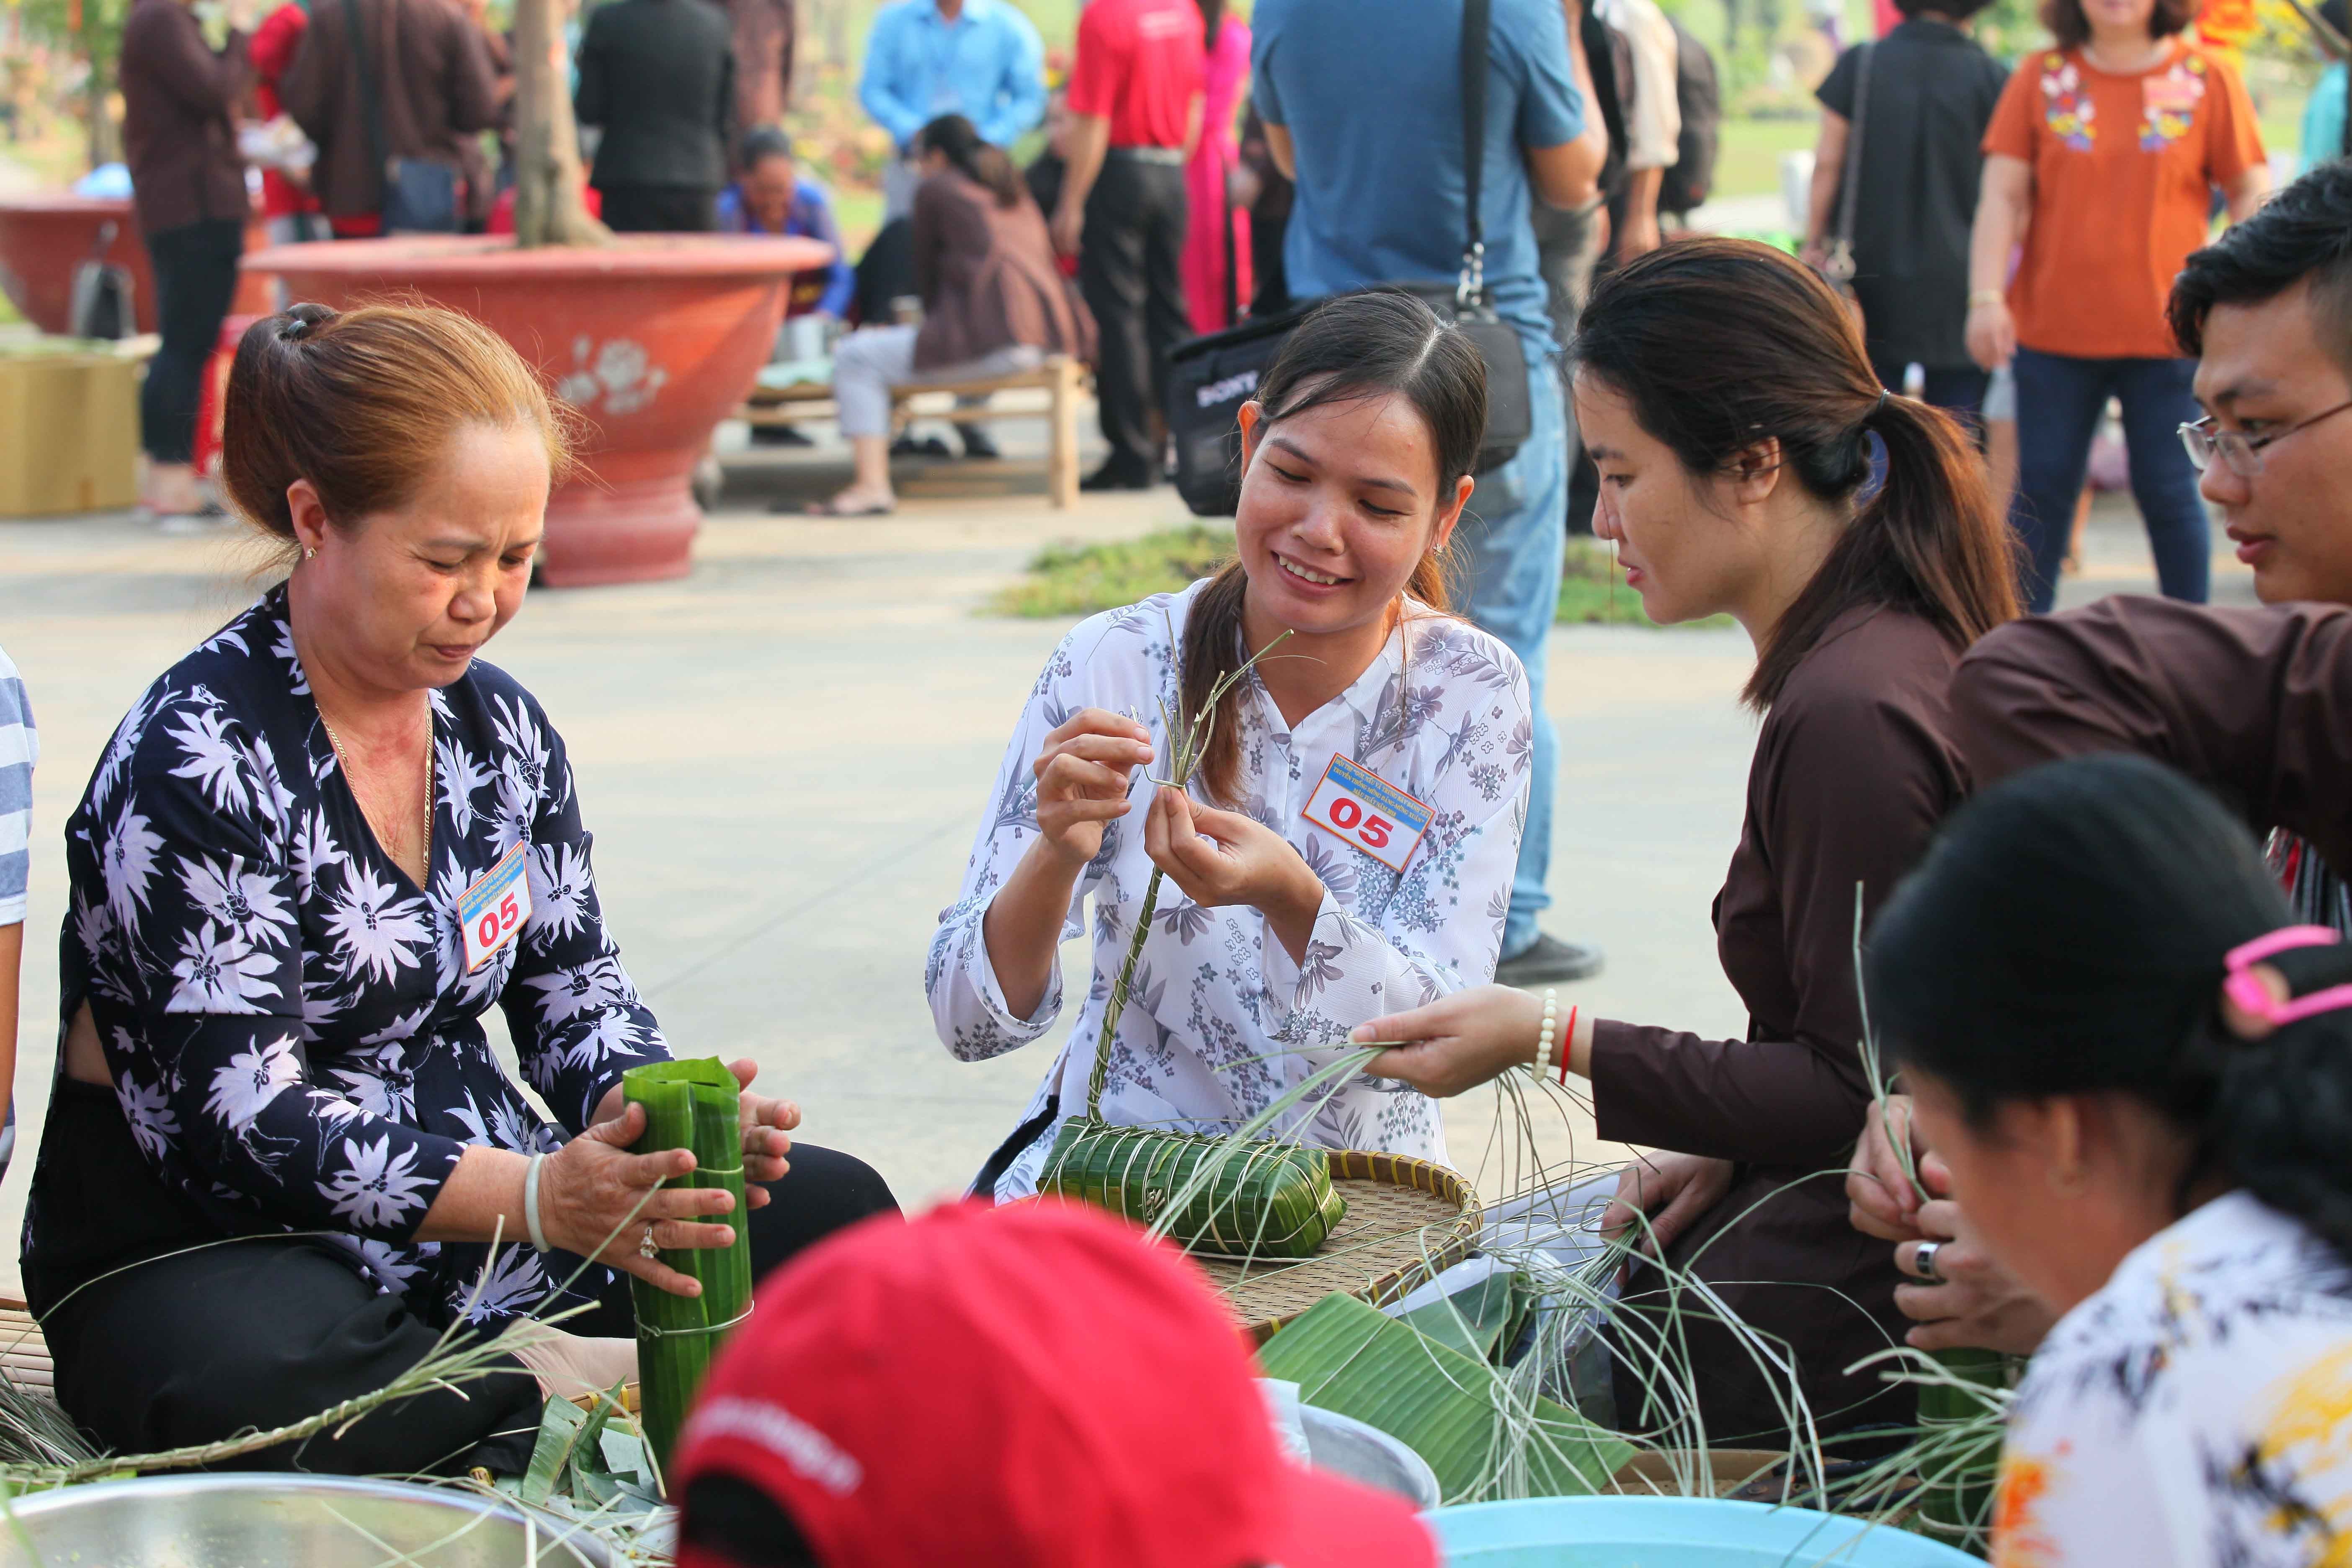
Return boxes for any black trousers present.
[598,184,720,234]
[1079,153,1189,477]
[42,1143,898,1478]
[140,217,245,465]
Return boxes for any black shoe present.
[891,433,954,459]
[1080,461,1155,492]
[956,424,1001,460]
[750,425,814,447]
[1493,934,1606,988]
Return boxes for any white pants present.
[832,325,1043,438]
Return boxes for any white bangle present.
[1529,988,1559,1081]
[523,1152,552,1254]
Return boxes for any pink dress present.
[1183,15,1254,334]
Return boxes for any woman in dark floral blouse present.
[22,303,895,1477]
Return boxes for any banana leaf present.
[1038,1118,1345,1259]
[625,1057,753,1477]
[1257,1291,1634,1503]
[1912,1347,2008,1546]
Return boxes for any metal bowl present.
[0,1474,619,1567]
[1300,1404,1444,1511]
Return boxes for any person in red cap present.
[671,1201,1436,1568]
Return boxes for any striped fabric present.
[0,646,34,928]
[2268,828,2352,939]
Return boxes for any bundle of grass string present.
[625,1057,754,1474]
[1038,615,1348,1261]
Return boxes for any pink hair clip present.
[2223,925,2352,1027]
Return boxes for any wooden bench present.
[737,356,1088,509]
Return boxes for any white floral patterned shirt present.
[26,586,672,1327]
[928,583,1532,1199]
[1993,1190,2352,1567]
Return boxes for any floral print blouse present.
[928,583,1532,1199]
[41,586,671,1327]
[1993,1190,2352,1566]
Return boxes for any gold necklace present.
[320,710,436,876]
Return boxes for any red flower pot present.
[0,193,274,336]
[240,233,827,587]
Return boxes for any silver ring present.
[1913,1240,1942,1285]
[638,1225,660,1260]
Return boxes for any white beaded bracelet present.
[1529,988,1559,1080]
[524,1152,552,1254]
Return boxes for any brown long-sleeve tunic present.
[1592,604,1971,1446]
[1951,596,2352,872]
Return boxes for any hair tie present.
[1873,388,1890,418]
[2223,925,2352,1029]
[279,315,312,343]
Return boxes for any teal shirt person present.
[2303,62,2347,174]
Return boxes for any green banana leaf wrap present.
[624,1057,754,1475]
[1037,1120,1346,1259]
[1913,1346,2011,1546]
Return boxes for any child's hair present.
[1868,753,2352,1257]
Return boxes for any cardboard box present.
[0,343,142,518]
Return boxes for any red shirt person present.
[1051,0,1203,490]
[250,2,323,236]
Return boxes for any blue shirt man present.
[1252,0,1585,356]
[1253,0,1605,981]
[859,0,1047,153]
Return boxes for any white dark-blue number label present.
[1301,755,1432,875]
[458,842,533,972]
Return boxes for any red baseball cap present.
[671,1200,1436,1568]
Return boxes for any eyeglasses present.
[2178,398,2352,478]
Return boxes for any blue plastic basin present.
[1429,1496,1983,1567]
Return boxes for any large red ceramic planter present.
[0,194,273,336]
[241,233,827,586]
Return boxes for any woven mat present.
[1191,1152,1479,1339]
[0,1299,54,1402]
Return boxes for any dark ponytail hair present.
[1568,237,2019,709]
[1866,753,2352,1261]
[917,113,1023,209]
[1183,289,1484,807]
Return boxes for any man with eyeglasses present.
[1838,161,2352,1364]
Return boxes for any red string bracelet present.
[1560,1006,1577,1086]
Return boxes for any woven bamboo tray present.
[1187,1152,1480,1341]
[0,1299,54,1403]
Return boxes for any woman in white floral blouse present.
[22,303,896,1478]
[1867,753,2352,1567]
[930,291,1532,1200]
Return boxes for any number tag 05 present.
[458,842,533,972]
[1302,754,1433,876]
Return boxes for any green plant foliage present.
[1258,1291,1636,1504]
[624,1057,754,1474]
[1041,1122,1345,1259]
[984,524,1712,629]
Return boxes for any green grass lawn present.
[983,524,1717,629]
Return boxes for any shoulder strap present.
[1833,42,1872,249]
[1457,0,1490,307]
[340,0,392,181]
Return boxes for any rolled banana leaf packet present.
[624,1058,754,1476]
[1038,1120,1346,1260]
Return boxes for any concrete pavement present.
[0,435,2251,1285]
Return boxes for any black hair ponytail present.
[1866,753,2352,1261]
[916,113,1023,209]
[1570,237,2020,709]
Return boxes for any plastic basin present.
[1429,1496,1982,1566]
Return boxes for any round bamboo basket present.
[1189,1152,1481,1341]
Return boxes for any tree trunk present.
[510,0,608,248]
[85,57,121,170]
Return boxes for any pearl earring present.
[304,547,317,560]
